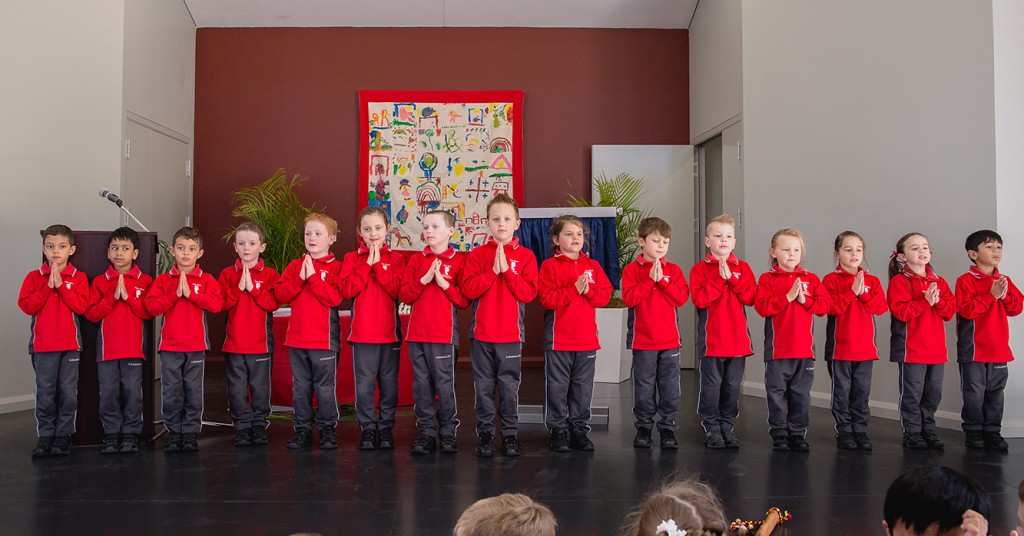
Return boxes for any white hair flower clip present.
[656,519,687,536]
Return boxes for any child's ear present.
[968,250,979,261]
[131,249,139,260]
[328,234,337,245]
[68,245,77,257]
[196,248,204,260]
[258,243,267,253]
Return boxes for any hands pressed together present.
[420,258,450,290]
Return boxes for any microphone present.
[99,188,124,207]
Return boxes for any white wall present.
[740,0,997,430]
[0,1,126,411]
[123,0,196,138]
[993,0,1024,437]
[688,0,742,142]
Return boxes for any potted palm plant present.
[567,171,652,383]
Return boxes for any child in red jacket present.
[622,217,689,450]
[888,232,956,450]
[339,206,406,451]
[689,214,756,450]
[461,193,538,458]
[399,210,469,455]
[822,231,888,451]
[275,213,345,451]
[538,215,612,453]
[84,226,153,455]
[955,229,1022,451]
[144,226,223,453]
[754,227,829,452]
[217,222,280,448]
[18,224,89,457]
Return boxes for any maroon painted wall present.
[194,27,689,358]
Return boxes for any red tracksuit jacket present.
[887,265,956,364]
[85,265,153,360]
[218,259,281,355]
[822,266,888,361]
[689,253,756,358]
[461,237,538,344]
[622,255,689,351]
[955,266,1023,363]
[754,264,830,360]
[399,246,469,345]
[538,250,613,351]
[339,244,406,344]
[275,253,344,352]
[145,265,223,352]
[18,263,90,353]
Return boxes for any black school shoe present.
[772,435,790,451]
[633,428,653,449]
[164,433,183,452]
[180,433,199,453]
[319,427,337,450]
[836,432,858,450]
[251,427,268,446]
[788,435,810,452]
[704,432,726,449]
[853,433,872,451]
[922,429,944,450]
[378,428,395,450]
[50,435,73,456]
[659,430,679,450]
[411,434,436,455]
[439,435,458,454]
[550,429,571,453]
[233,428,253,447]
[31,437,55,458]
[721,430,740,449]
[570,431,595,452]
[286,429,312,449]
[475,433,495,458]
[101,434,121,455]
[902,432,928,450]
[359,430,377,451]
[965,431,986,449]
[501,435,523,457]
[120,434,140,453]
[983,432,1009,451]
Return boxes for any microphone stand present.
[120,204,150,232]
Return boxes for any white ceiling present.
[183,0,698,29]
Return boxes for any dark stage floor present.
[1,364,1021,536]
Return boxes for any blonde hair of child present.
[304,213,338,237]
[454,493,557,536]
[486,193,520,219]
[768,227,805,267]
[706,214,736,235]
[621,480,732,536]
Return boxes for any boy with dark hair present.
[955,229,1022,451]
[217,222,280,447]
[84,226,153,454]
[144,226,223,453]
[18,224,90,457]
[883,465,989,536]
[622,217,689,450]
[461,193,538,457]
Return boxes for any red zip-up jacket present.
[822,266,888,361]
[689,253,756,358]
[955,266,1023,363]
[461,237,538,344]
[85,265,153,360]
[144,265,223,352]
[754,264,830,360]
[887,265,956,364]
[399,246,469,344]
[218,259,280,355]
[538,250,613,351]
[339,244,406,344]
[622,255,689,351]
[275,254,343,351]
[18,263,89,353]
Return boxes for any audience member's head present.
[883,466,990,536]
[621,479,731,536]
[453,493,556,536]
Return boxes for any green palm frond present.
[223,168,323,273]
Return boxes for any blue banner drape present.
[515,216,620,288]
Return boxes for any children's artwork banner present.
[358,90,524,252]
